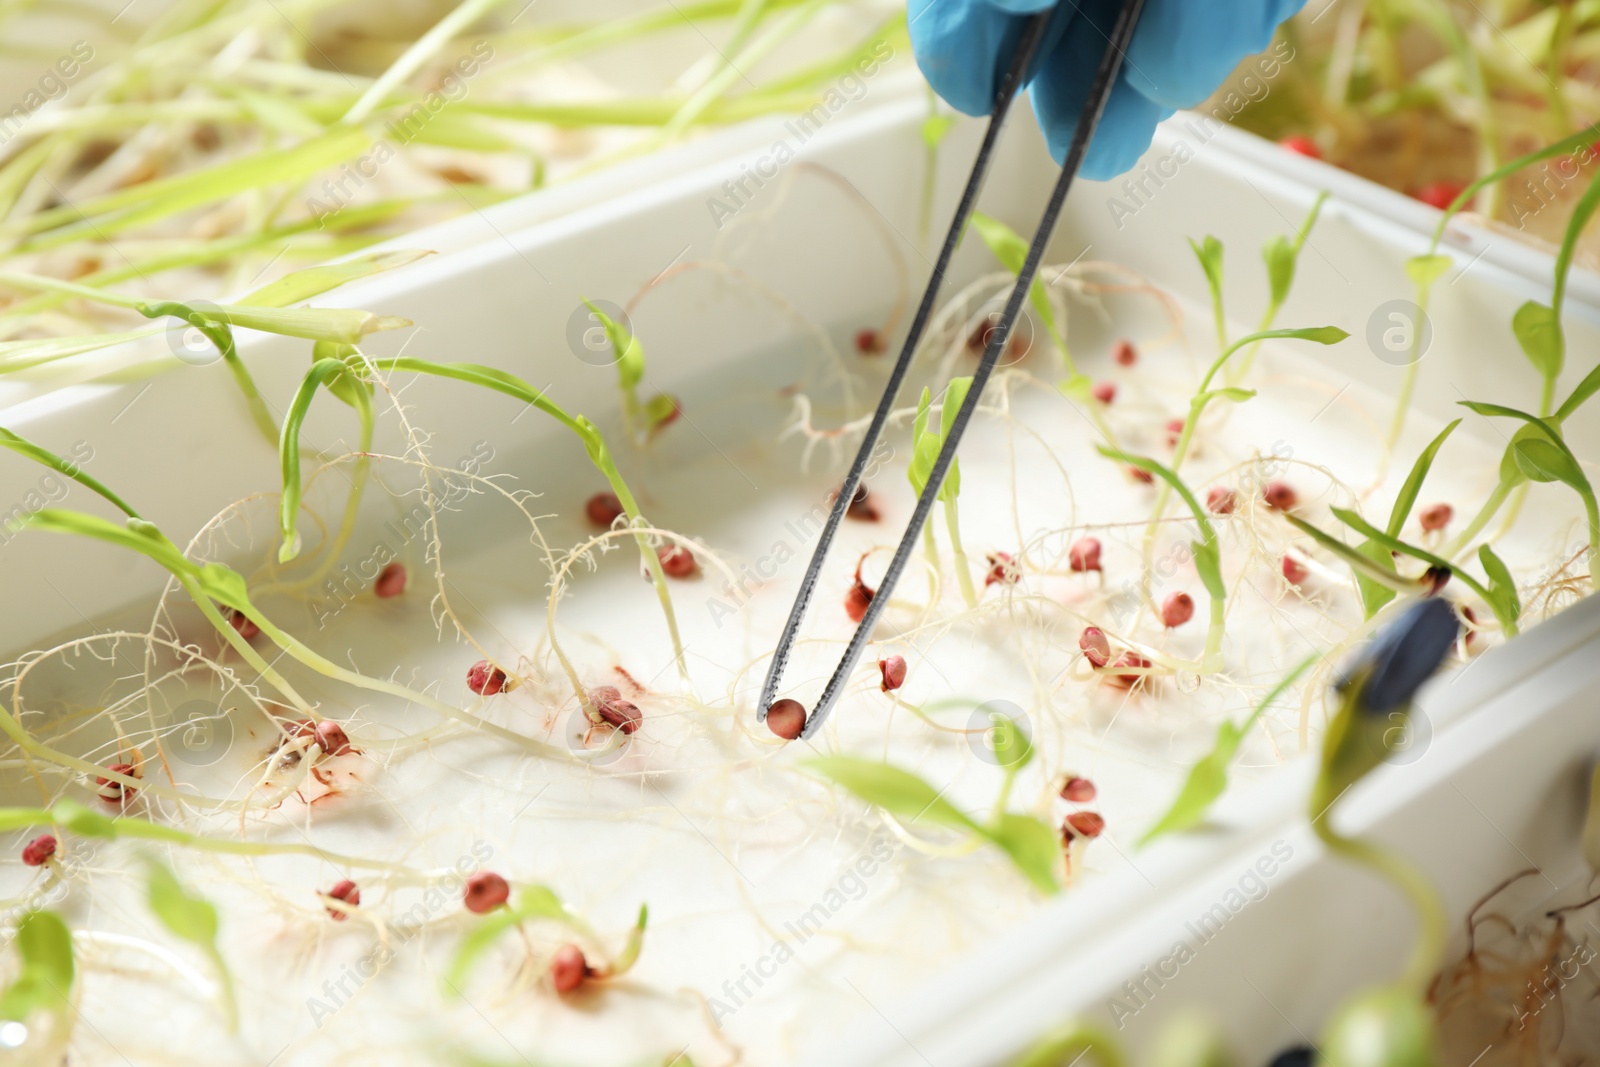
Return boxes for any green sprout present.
[584,300,680,443]
[1189,235,1227,354]
[1355,419,1461,621]
[1099,447,1229,673]
[969,213,1072,376]
[1006,1022,1126,1067]
[278,355,688,681]
[1227,193,1328,385]
[805,719,1061,895]
[0,910,74,1032]
[1140,653,1318,845]
[909,379,978,607]
[143,856,237,1032]
[446,886,647,995]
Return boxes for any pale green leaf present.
[802,756,978,834]
[980,814,1060,894]
[239,250,432,308]
[1512,300,1564,381]
[0,911,74,1022]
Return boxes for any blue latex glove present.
[909,0,1307,180]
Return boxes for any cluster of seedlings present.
[2,113,1600,1067]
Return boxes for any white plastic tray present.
[1,95,1596,1066]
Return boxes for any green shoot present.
[969,213,1073,376]
[804,751,1060,894]
[1229,193,1329,385]
[1458,400,1599,591]
[282,355,688,683]
[1189,236,1226,353]
[0,428,140,518]
[584,301,678,442]
[1140,653,1318,845]
[143,856,237,1031]
[1006,1022,1126,1067]
[909,387,942,571]
[1358,419,1460,620]
[907,378,977,607]
[919,87,955,241]
[0,911,74,1026]
[1099,447,1228,673]
[445,886,647,994]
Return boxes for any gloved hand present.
[908,0,1307,180]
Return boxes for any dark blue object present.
[1337,598,1461,714]
[1266,1045,1316,1067]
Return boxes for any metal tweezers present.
[759,0,1148,740]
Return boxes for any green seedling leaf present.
[238,250,432,308]
[51,798,116,838]
[921,112,955,148]
[1404,254,1452,291]
[0,808,51,833]
[311,341,373,411]
[1514,436,1583,486]
[446,885,620,993]
[0,911,74,1022]
[1142,655,1316,845]
[402,111,518,153]
[1191,235,1224,304]
[1282,514,1424,593]
[1478,543,1520,627]
[1058,372,1094,402]
[642,393,679,432]
[908,386,931,496]
[279,356,376,561]
[1263,235,1296,308]
[1354,540,1399,620]
[969,214,1065,362]
[1387,419,1460,537]
[980,814,1060,894]
[1512,300,1564,381]
[936,377,971,503]
[147,302,411,345]
[613,904,649,974]
[1328,507,1513,632]
[1196,386,1257,407]
[144,856,236,1030]
[1556,361,1600,422]
[982,711,1033,771]
[1007,1023,1124,1067]
[0,427,140,518]
[582,299,644,390]
[802,756,978,835]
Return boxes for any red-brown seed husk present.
[1079,627,1111,668]
[1161,592,1195,628]
[325,879,359,920]
[315,720,353,756]
[1263,482,1298,511]
[985,551,1019,587]
[1059,776,1097,803]
[1107,652,1151,688]
[1113,340,1137,366]
[21,834,56,867]
[1164,418,1185,447]
[464,872,511,914]
[96,762,139,807]
[766,699,807,741]
[878,655,907,692]
[1419,503,1453,532]
[467,660,508,695]
[844,581,873,622]
[1282,554,1310,586]
[658,543,697,579]
[228,609,259,640]
[1068,537,1102,573]
[373,561,407,598]
[846,484,879,522]
[1206,486,1237,515]
[550,944,588,993]
[1063,811,1106,841]
[585,492,625,528]
[855,328,886,355]
[1128,466,1153,485]
[1091,381,1116,405]
[589,686,642,734]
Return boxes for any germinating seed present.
[854,328,886,355]
[1069,538,1103,573]
[228,609,260,640]
[1058,776,1096,803]
[1263,482,1298,511]
[373,562,407,598]
[467,660,509,696]
[1079,627,1111,668]
[1092,381,1116,404]
[550,944,588,994]
[1108,652,1151,688]
[589,686,642,735]
[878,655,907,692]
[1113,339,1138,366]
[314,720,354,756]
[766,699,807,741]
[96,762,139,807]
[844,580,873,623]
[1162,592,1195,628]
[21,834,57,867]
[846,484,879,522]
[1282,554,1309,586]
[1419,503,1453,532]
[463,872,510,914]
[985,551,1019,587]
[658,544,697,579]
[1062,811,1105,841]
[1164,418,1185,447]
[1206,487,1237,514]
[1127,466,1154,485]
[324,879,359,921]
[586,492,625,528]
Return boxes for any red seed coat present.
[464,872,511,914]
[878,655,907,692]
[467,660,508,695]
[373,562,407,598]
[550,944,588,993]
[766,699,807,741]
